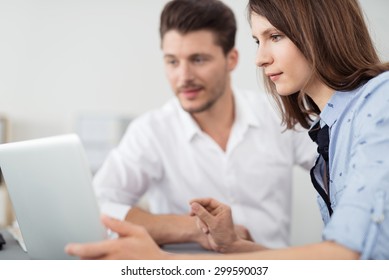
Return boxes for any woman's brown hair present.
[248,0,389,129]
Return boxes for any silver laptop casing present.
[0,134,106,259]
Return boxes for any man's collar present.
[176,89,261,142]
[174,99,201,141]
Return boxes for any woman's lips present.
[269,73,282,82]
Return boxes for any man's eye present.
[193,56,205,63]
[166,59,178,66]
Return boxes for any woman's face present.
[250,13,313,96]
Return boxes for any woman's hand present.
[65,215,169,260]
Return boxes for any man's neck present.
[192,91,235,152]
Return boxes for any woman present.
[66,0,389,259]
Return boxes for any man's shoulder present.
[235,88,282,122]
[235,88,265,99]
[235,88,275,109]
[128,98,181,131]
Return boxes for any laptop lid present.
[0,134,106,259]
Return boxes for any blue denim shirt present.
[316,71,389,259]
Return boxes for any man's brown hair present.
[160,0,236,55]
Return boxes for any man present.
[93,0,315,250]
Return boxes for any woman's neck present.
[306,81,335,112]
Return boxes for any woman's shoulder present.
[350,71,389,104]
[351,71,389,121]
[363,71,389,93]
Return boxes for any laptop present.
[0,134,107,259]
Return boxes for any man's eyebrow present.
[189,53,211,58]
[163,54,176,59]
[163,53,212,59]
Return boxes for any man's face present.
[162,30,237,114]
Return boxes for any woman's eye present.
[271,34,282,42]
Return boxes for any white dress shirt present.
[93,88,316,248]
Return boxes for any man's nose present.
[177,62,194,83]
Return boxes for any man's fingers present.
[190,198,226,214]
[190,198,220,209]
[195,217,209,234]
[234,225,253,241]
[190,202,214,226]
[190,197,213,207]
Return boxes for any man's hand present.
[190,198,262,253]
[234,224,253,242]
[190,198,240,253]
[191,212,253,251]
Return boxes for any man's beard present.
[183,97,218,114]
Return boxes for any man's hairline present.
[160,28,234,56]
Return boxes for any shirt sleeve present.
[323,78,389,259]
[292,125,318,170]
[93,116,163,220]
